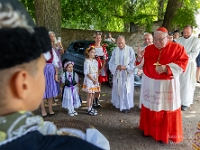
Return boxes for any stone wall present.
[61,28,146,52]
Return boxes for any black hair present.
[0,27,51,70]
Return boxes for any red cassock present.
[136,42,189,143]
[90,44,108,83]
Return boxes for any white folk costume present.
[176,36,200,107]
[61,71,81,111]
[82,59,100,93]
[109,45,135,111]
[90,43,108,83]
[136,36,189,143]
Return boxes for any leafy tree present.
[162,0,200,30]
[20,0,61,36]
[21,0,200,32]
[20,0,35,20]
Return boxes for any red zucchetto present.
[156,27,168,33]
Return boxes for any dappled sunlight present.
[99,99,106,102]
[184,114,197,118]
[81,100,87,104]
[188,111,198,114]
[80,106,88,110]
[102,94,107,97]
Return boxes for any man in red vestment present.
[135,27,189,144]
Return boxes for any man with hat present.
[0,1,109,149]
[176,25,200,111]
[136,27,188,144]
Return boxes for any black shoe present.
[48,112,55,116]
[197,81,200,83]
[96,101,102,108]
[142,132,149,137]
[95,98,102,108]
[42,114,47,118]
[158,140,164,144]
[181,105,188,111]
[122,109,129,113]
[92,99,97,108]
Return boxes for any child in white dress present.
[61,61,81,116]
[82,46,100,115]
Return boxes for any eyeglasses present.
[153,36,167,42]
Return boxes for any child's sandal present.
[88,109,97,116]
[91,108,98,113]
[68,112,74,117]
[73,110,78,115]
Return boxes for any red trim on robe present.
[139,105,183,144]
[135,56,143,66]
[46,50,53,63]
[136,42,188,80]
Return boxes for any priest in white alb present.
[176,25,200,111]
[136,27,188,144]
[109,35,135,113]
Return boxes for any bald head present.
[116,35,126,49]
[144,33,153,46]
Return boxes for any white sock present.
[88,106,92,111]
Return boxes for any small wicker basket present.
[53,119,94,133]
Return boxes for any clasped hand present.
[116,65,126,71]
[54,74,60,82]
[92,79,98,85]
[155,65,167,74]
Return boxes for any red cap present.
[156,27,168,33]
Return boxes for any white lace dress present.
[61,71,81,110]
[95,47,104,57]
[82,59,100,93]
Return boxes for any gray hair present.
[49,31,58,44]
[49,31,55,36]
[0,3,34,33]
[116,35,125,41]
[144,33,153,38]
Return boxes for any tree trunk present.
[34,0,61,36]
[124,23,130,32]
[162,0,182,31]
[157,0,165,21]
[130,22,138,33]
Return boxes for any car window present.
[73,42,85,55]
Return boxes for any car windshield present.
[73,42,85,55]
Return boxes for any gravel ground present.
[35,75,200,150]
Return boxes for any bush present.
[102,41,117,55]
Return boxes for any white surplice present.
[109,45,135,111]
[177,36,200,106]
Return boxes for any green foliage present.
[21,0,200,32]
[172,7,197,29]
[170,0,200,29]
[102,41,117,55]
[19,0,35,21]
[61,0,163,32]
